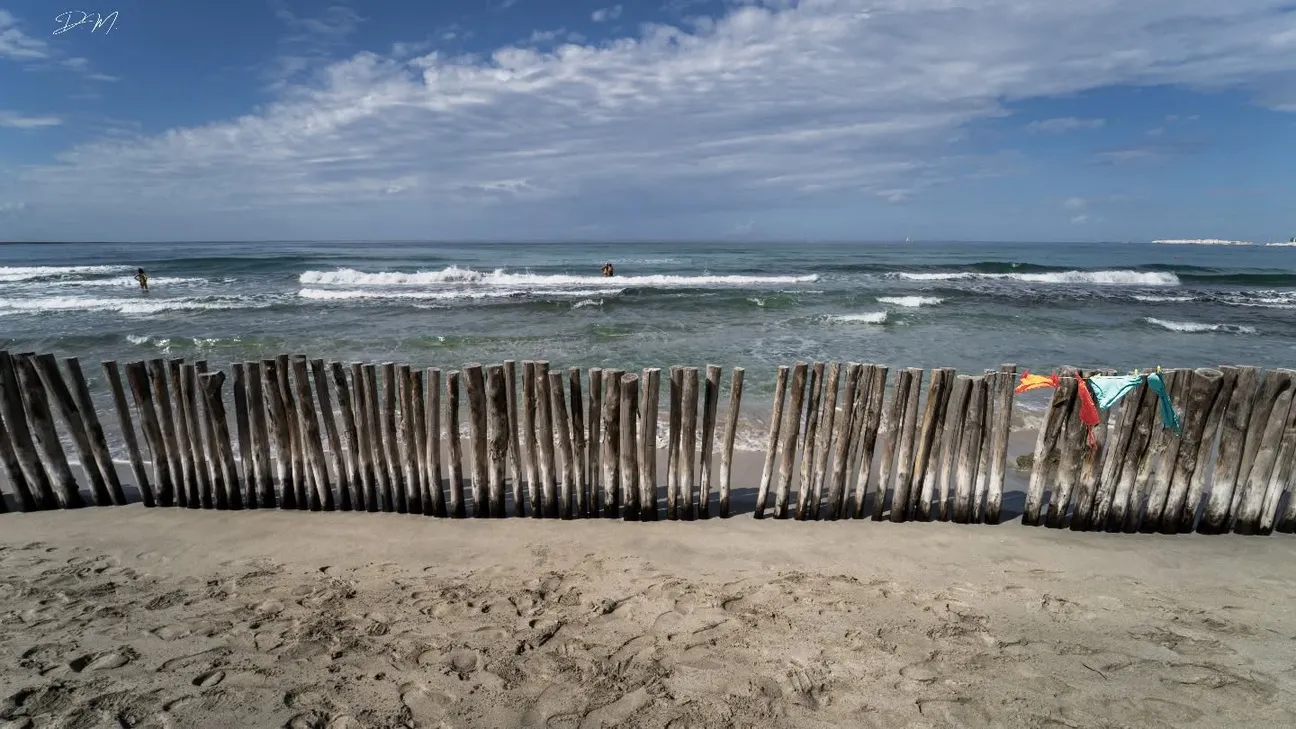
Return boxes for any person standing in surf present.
[135,268,149,291]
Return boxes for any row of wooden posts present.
[1,350,1293,534]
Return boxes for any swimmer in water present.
[135,268,149,291]
[601,262,615,277]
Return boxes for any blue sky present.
[1,0,1294,243]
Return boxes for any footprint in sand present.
[399,682,456,723]
[192,670,225,688]
[69,648,136,672]
[150,624,191,641]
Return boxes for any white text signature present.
[53,10,118,35]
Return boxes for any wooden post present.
[890,368,924,522]
[145,359,181,507]
[1233,369,1291,520]
[870,368,909,521]
[640,367,661,521]
[275,356,304,509]
[199,371,243,509]
[183,364,213,508]
[291,357,329,511]
[379,363,405,513]
[852,366,889,519]
[1141,371,1191,532]
[1179,367,1236,533]
[521,361,540,517]
[665,366,682,519]
[398,364,421,515]
[32,354,109,506]
[536,362,560,518]
[1105,383,1156,531]
[1200,366,1259,533]
[1022,376,1074,527]
[601,368,622,518]
[619,373,641,521]
[233,363,254,506]
[486,364,510,518]
[166,360,195,508]
[123,360,169,508]
[347,363,373,511]
[952,376,987,524]
[1045,378,1087,528]
[568,368,588,517]
[755,365,788,519]
[409,367,428,516]
[13,355,81,508]
[247,362,275,508]
[984,364,1017,524]
[1258,399,1296,534]
[445,370,466,518]
[915,368,953,521]
[828,364,862,520]
[0,397,26,511]
[66,357,127,506]
[261,361,293,509]
[1157,368,1224,533]
[695,364,721,519]
[811,363,840,520]
[426,367,446,517]
[461,364,489,518]
[1235,383,1294,534]
[312,359,349,511]
[505,360,523,512]
[971,370,997,523]
[362,364,391,512]
[935,375,971,522]
[772,363,806,519]
[718,367,744,519]
[679,367,700,520]
[588,368,603,517]
[547,370,575,519]
[193,363,226,509]
[0,352,55,510]
[506,361,526,516]
[1083,378,1145,531]
[103,361,149,509]
[796,362,825,521]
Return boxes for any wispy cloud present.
[1070,214,1089,224]
[1025,117,1105,134]
[0,9,50,60]
[0,111,62,129]
[5,0,1296,239]
[1092,143,1204,166]
[265,2,365,86]
[592,5,624,23]
[1064,196,1087,210]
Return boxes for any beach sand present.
[2,448,1295,728]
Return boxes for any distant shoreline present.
[1153,238,1296,247]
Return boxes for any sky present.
[0,0,1294,243]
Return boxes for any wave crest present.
[1144,317,1256,334]
[890,270,1179,286]
[299,266,817,288]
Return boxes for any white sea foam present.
[299,266,817,288]
[1132,294,1196,303]
[0,265,131,282]
[890,270,1179,286]
[298,287,623,301]
[877,295,943,307]
[38,275,205,288]
[572,298,603,309]
[1144,317,1256,334]
[828,311,888,324]
[0,295,270,315]
[1264,242,1296,247]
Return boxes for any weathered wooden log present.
[183,364,212,508]
[233,363,254,506]
[291,357,330,511]
[1200,366,1259,533]
[15,355,81,509]
[811,363,840,520]
[200,371,243,509]
[844,366,872,506]
[521,361,540,517]
[0,397,26,511]
[193,363,226,509]
[1259,399,1296,534]
[640,367,662,521]
[619,373,641,521]
[398,364,421,515]
[665,366,682,520]
[935,375,971,522]
[461,364,488,518]
[378,363,405,513]
[547,370,575,519]
[145,359,181,506]
[914,368,953,520]
[970,370,998,523]
[1022,375,1075,527]
[1235,380,1295,535]
[871,368,910,521]
[568,367,588,518]
[984,364,1017,524]
[261,361,294,509]
[796,362,826,521]
[1141,371,1192,532]
[31,353,108,506]
[311,359,349,511]
[1070,404,1108,530]
[851,366,888,519]
[1106,382,1156,532]
[124,360,169,508]
[587,367,603,517]
[1178,367,1237,532]
[102,360,147,507]
[1083,377,1145,531]
[2,351,52,511]
[166,359,195,508]
[772,363,807,519]
[426,367,446,517]
[445,370,466,518]
[952,376,987,524]
[718,367,744,519]
[828,364,862,520]
[600,368,622,518]
[409,368,427,516]
[536,362,560,518]
[347,363,373,511]
[505,360,523,512]
[1044,378,1087,529]
[1233,369,1292,522]
[697,364,721,519]
[486,364,510,518]
[1157,368,1224,533]
[247,361,275,508]
[678,367,700,520]
[754,365,788,519]
[274,356,305,509]
[360,364,390,511]
[66,357,127,506]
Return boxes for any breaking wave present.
[299,267,817,288]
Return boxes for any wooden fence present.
[0,351,1292,535]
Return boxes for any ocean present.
[3,240,1295,448]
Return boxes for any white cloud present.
[1071,214,1089,224]
[5,0,1296,239]
[0,9,50,60]
[1063,196,1087,210]
[592,5,624,23]
[0,111,62,128]
[1025,117,1106,134]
